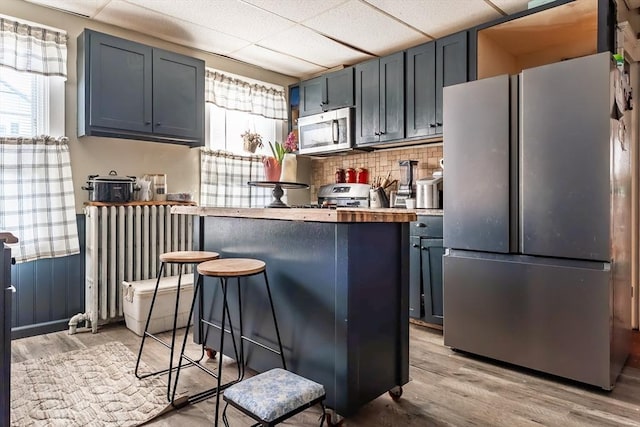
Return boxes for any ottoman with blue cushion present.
[222,368,326,426]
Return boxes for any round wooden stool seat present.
[197,258,266,277]
[159,250,220,264]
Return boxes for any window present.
[0,66,65,137]
[206,104,286,155]
[0,16,74,263]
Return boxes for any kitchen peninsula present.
[172,206,415,418]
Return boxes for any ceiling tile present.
[366,0,502,38]
[489,0,531,15]
[24,0,110,18]
[96,1,250,55]
[230,44,328,77]
[242,0,349,22]
[303,0,428,56]
[258,25,373,68]
[125,0,295,43]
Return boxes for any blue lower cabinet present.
[409,216,444,326]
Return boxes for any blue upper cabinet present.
[355,51,405,146]
[406,31,467,140]
[299,67,354,117]
[78,29,204,146]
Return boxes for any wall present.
[1,0,298,213]
[309,144,443,201]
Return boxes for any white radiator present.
[83,205,193,333]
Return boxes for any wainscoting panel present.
[11,215,86,339]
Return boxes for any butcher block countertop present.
[171,206,417,223]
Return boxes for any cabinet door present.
[355,58,380,144]
[88,31,152,133]
[409,236,423,319]
[300,76,325,116]
[152,49,204,144]
[406,42,436,138]
[325,67,354,111]
[435,31,468,134]
[379,51,405,142]
[421,238,444,325]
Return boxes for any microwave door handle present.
[332,119,339,144]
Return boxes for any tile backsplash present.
[309,143,443,201]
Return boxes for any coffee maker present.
[394,160,418,208]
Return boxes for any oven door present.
[298,107,353,155]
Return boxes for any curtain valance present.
[205,70,287,120]
[0,17,68,78]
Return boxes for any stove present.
[316,183,370,208]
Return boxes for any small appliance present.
[394,160,418,208]
[297,107,355,155]
[416,177,443,209]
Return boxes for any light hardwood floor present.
[11,323,640,426]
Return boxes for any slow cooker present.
[82,170,137,203]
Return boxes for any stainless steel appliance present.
[394,160,418,208]
[316,183,369,207]
[442,52,631,390]
[297,107,355,155]
[416,177,442,209]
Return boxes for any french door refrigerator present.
[442,52,631,390]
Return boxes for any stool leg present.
[166,263,184,402]
[171,268,205,405]
[135,262,165,379]
[214,277,229,427]
[236,276,246,380]
[262,270,287,370]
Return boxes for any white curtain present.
[205,70,287,120]
[200,149,270,208]
[0,136,79,263]
[0,17,67,78]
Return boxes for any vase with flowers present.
[241,130,263,153]
[262,131,298,182]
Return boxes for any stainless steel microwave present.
[297,107,354,155]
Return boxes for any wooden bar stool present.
[134,250,219,404]
[183,258,286,427]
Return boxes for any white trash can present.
[122,275,194,336]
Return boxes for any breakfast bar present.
[172,206,416,418]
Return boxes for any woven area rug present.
[11,341,180,426]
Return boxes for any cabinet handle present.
[436,122,442,126]
[421,247,428,250]
[415,223,426,228]
[145,121,151,125]
[156,122,161,126]
[9,285,16,293]
[412,243,419,248]
[374,131,380,136]
[379,131,385,135]
[429,123,436,128]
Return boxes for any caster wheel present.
[205,348,217,359]
[325,410,344,426]
[389,386,403,401]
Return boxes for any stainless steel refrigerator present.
[442,52,631,390]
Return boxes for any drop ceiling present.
[24,0,534,79]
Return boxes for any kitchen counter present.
[172,205,416,222]
[414,209,444,216]
[184,207,410,418]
